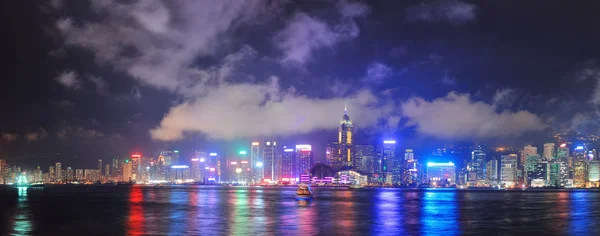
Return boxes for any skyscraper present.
[251,142,262,183]
[131,154,141,181]
[382,140,397,184]
[122,160,133,182]
[522,145,538,166]
[281,147,295,180]
[338,106,353,167]
[98,159,103,176]
[470,146,486,183]
[55,162,62,182]
[112,158,121,179]
[543,143,555,160]
[525,155,541,185]
[49,166,55,181]
[66,167,74,181]
[501,154,518,186]
[486,159,498,185]
[263,141,276,182]
[104,164,110,177]
[326,142,341,169]
[296,145,313,177]
[573,160,586,187]
[354,144,376,173]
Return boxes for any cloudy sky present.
[2,0,600,167]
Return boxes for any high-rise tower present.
[263,141,276,182]
[338,106,354,167]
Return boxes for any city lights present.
[295,144,311,151]
[427,162,455,167]
[284,149,294,152]
[576,146,584,150]
[383,140,396,144]
[560,143,567,148]
[209,153,217,156]
[171,165,189,169]
[252,142,259,146]
[256,162,263,167]
[239,151,247,155]
[191,158,199,162]
[131,154,141,158]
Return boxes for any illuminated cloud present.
[401,92,547,139]
[150,77,397,140]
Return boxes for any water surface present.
[0,186,598,235]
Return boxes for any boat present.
[348,185,366,189]
[296,184,313,200]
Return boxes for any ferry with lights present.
[296,184,313,200]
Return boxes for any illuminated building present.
[486,159,498,185]
[574,146,586,162]
[557,143,569,166]
[84,169,101,182]
[382,140,397,184]
[534,161,549,186]
[426,162,456,186]
[263,140,276,182]
[122,160,133,182]
[543,143,555,160]
[338,106,353,167]
[66,167,74,181]
[296,145,314,177]
[104,164,110,177]
[97,159,103,177]
[522,145,538,167]
[549,161,561,187]
[75,169,84,181]
[191,155,202,182]
[112,159,121,179]
[573,160,587,187]
[131,154,142,181]
[281,147,295,180]
[55,162,62,182]
[501,154,518,186]
[354,144,376,173]
[239,160,251,183]
[401,149,419,186]
[525,155,541,185]
[251,142,262,183]
[588,161,600,183]
[326,142,340,169]
[171,165,189,181]
[49,166,55,181]
[470,146,486,184]
[159,150,180,166]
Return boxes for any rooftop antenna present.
[344,104,348,115]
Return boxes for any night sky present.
[2,0,600,168]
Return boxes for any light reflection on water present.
[4,186,600,235]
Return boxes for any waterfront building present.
[263,140,277,182]
[75,169,84,181]
[49,166,55,181]
[588,161,600,184]
[84,169,100,182]
[573,160,587,187]
[66,167,74,181]
[486,159,498,185]
[250,142,262,183]
[501,154,518,187]
[122,160,133,182]
[296,145,313,177]
[470,146,486,184]
[338,106,354,167]
[382,140,397,184]
[557,143,569,162]
[55,162,62,182]
[281,147,295,181]
[426,162,456,186]
[97,159,102,177]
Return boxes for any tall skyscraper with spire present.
[338,106,354,167]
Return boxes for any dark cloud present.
[405,0,477,25]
